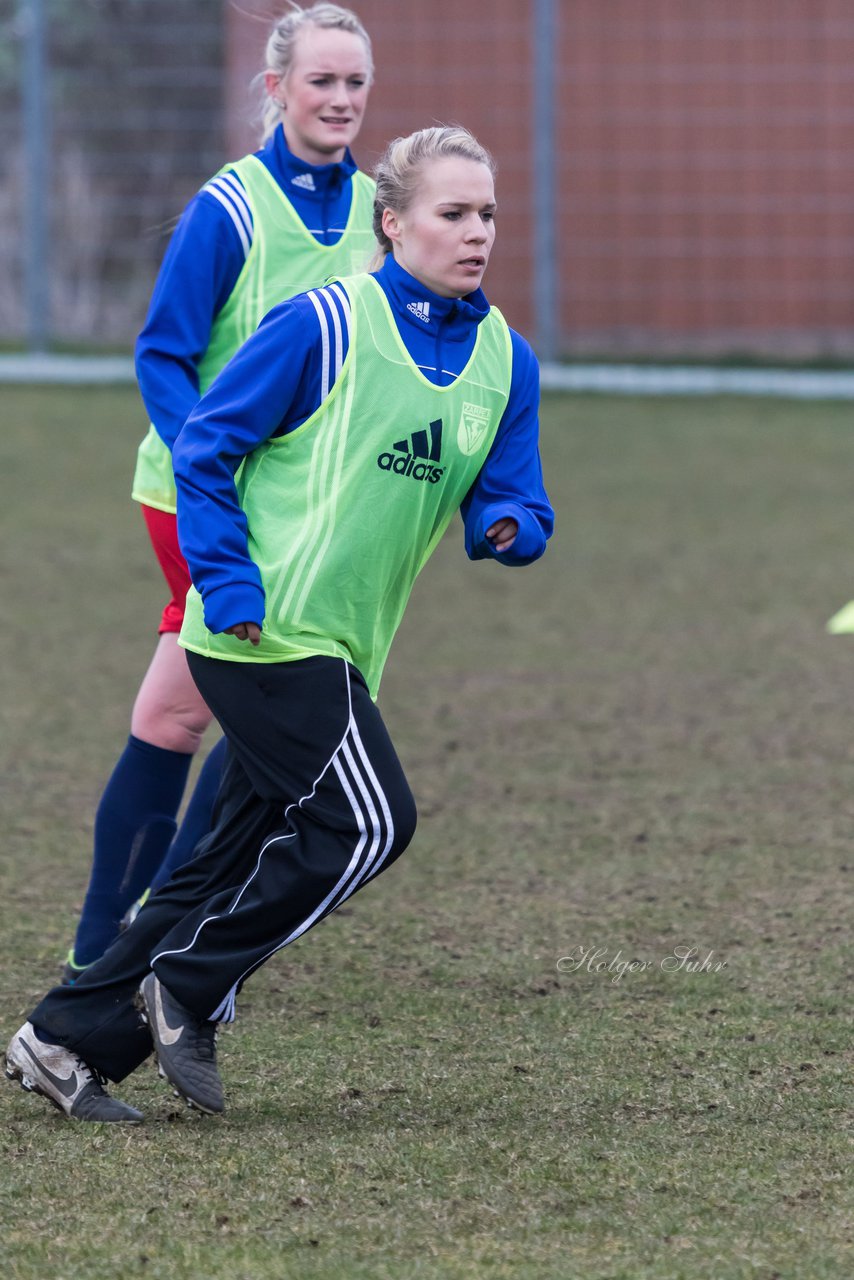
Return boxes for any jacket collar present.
[260,125,357,198]
[372,255,490,341]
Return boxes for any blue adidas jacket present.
[173,255,554,638]
[135,126,359,454]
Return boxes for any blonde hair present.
[370,125,497,268]
[259,3,373,143]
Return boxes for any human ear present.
[381,208,401,244]
[264,69,284,105]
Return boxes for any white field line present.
[3,354,854,400]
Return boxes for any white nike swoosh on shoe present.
[153,980,183,1046]
[21,1039,80,1097]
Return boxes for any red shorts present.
[141,505,192,634]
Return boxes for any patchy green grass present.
[0,387,851,1279]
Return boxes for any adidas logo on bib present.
[377,418,444,484]
[406,300,431,323]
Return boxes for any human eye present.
[442,209,462,221]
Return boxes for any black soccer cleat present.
[4,1022,144,1124]
[139,973,224,1115]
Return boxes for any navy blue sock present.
[149,736,229,891]
[72,735,192,966]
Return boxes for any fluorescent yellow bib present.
[180,273,513,697]
[132,158,376,513]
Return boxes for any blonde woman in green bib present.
[63,4,376,983]
[8,126,554,1123]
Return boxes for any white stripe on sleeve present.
[203,179,252,258]
[216,173,254,238]
[316,287,344,381]
[306,289,332,401]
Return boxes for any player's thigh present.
[131,633,214,748]
[186,653,411,820]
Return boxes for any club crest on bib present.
[457,402,492,456]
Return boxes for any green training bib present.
[180,272,513,697]
[132,158,376,513]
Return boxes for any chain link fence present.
[3,1,854,362]
[1,0,225,348]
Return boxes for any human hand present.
[225,622,262,645]
[486,517,518,553]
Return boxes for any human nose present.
[464,214,487,241]
[329,79,350,108]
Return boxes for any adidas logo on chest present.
[406,300,430,323]
[377,418,444,484]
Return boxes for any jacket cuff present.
[201,582,265,634]
[468,502,548,566]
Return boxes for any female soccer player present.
[7,125,554,1123]
[64,3,376,982]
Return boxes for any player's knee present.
[389,781,417,855]
[131,703,212,755]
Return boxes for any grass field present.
[0,386,851,1280]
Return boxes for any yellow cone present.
[826,600,854,634]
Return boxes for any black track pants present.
[30,656,416,1081]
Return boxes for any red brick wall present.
[558,0,854,357]
[225,0,535,335]
[226,1,854,359]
